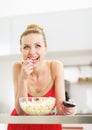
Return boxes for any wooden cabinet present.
[63,126,84,130]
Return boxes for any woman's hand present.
[21,58,33,79]
[61,101,77,115]
[56,99,77,115]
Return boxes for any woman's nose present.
[28,47,35,55]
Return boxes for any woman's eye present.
[36,44,41,48]
[23,45,29,49]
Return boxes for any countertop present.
[0,113,92,124]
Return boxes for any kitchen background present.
[0,7,92,130]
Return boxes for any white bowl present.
[19,97,56,115]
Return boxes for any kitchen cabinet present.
[70,80,92,114]
[63,126,84,130]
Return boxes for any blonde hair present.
[20,24,47,46]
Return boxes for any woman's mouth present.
[30,57,39,64]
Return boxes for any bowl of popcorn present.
[19,97,56,115]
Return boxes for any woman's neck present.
[30,60,46,80]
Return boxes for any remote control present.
[63,101,76,107]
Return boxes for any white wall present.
[0,8,92,55]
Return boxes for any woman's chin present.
[33,61,40,68]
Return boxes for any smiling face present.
[20,33,47,67]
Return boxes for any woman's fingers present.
[22,59,34,76]
[61,102,77,115]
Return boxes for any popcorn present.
[20,97,55,115]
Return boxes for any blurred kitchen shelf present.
[71,81,92,85]
[77,81,92,84]
[64,63,92,67]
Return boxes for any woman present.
[7,24,77,130]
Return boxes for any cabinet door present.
[63,127,84,130]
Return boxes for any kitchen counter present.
[0,114,92,124]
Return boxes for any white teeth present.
[31,57,38,61]
[31,58,36,61]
